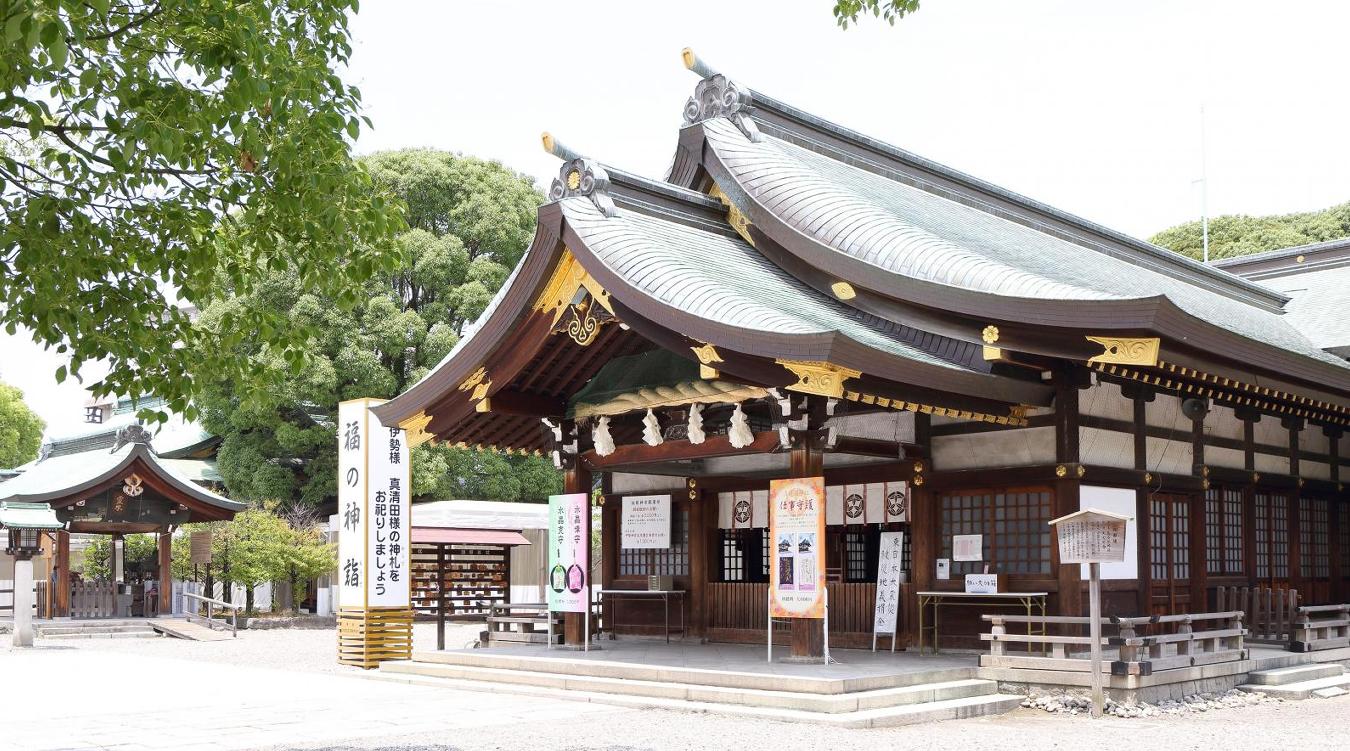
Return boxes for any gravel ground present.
[41,625,1350,751]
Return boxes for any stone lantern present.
[0,502,66,647]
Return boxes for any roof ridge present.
[725,84,1290,313]
[1213,236,1350,275]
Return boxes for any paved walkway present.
[0,646,619,751]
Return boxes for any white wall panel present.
[1079,427,1133,469]
[932,426,1055,471]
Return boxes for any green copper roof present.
[0,502,64,530]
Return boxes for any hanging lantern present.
[728,404,754,448]
[642,409,664,446]
[593,416,615,457]
[687,404,706,444]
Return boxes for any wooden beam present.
[479,389,567,418]
[582,431,780,470]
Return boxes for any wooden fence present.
[1290,604,1350,652]
[1216,586,1299,642]
[981,611,1246,676]
[707,582,878,633]
[69,581,118,619]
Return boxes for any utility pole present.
[1199,105,1209,263]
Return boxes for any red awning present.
[411,527,531,546]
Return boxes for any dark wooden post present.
[686,476,709,640]
[1054,368,1083,620]
[1131,391,1152,616]
[907,413,934,647]
[563,462,592,647]
[1242,411,1259,587]
[1191,412,1208,610]
[789,430,825,661]
[157,531,172,616]
[54,530,71,618]
[1330,430,1343,602]
[1286,418,1303,594]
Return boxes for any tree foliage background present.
[198,150,561,508]
[0,1,403,423]
[0,381,44,468]
[1150,201,1350,262]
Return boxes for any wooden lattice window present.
[1299,498,1330,579]
[619,508,689,576]
[1255,491,1289,581]
[1150,494,1190,581]
[940,489,1052,576]
[718,528,768,583]
[1204,487,1244,576]
[1341,505,1350,579]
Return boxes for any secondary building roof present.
[1214,238,1350,358]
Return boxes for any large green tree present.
[0,381,44,468]
[198,150,561,508]
[1151,201,1350,262]
[0,1,403,423]
[833,0,921,28]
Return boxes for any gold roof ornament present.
[708,183,755,246]
[690,342,725,379]
[400,411,435,448]
[1085,336,1161,366]
[831,281,857,300]
[982,326,1000,344]
[776,359,861,398]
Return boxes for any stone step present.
[379,660,996,713]
[41,630,159,640]
[1245,663,1344,686]
[1311,687,1348,699]
[407,650,975,694]
[369,669,1022,728]
[38,624,155,635]
[1239,674,1350,700]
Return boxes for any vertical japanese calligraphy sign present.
[873,531,905,635]
[769,477,826,619]
[547,493,589,613]
[337,398,412,609]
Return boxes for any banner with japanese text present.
[769,476,826,619]
[337,399,411,609]
[547,493,589,613]
[873,531,905,635]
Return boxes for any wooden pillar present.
[54,531,71,618]
[157,531,172,616]
[1054,369,1083,619]
[1242,412,1258,588]
[1331,431,1343,602]
[563,463,592,646]
[1132,393,1152,616]
[1191,413,1208,610]
[906,413,934,647]
[686,477,709,640]
[789,432,825,661]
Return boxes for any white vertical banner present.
[873,531,905,641]
[337,399,411,609]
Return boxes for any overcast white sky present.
[5,0,1350,438]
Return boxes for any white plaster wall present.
[1254,452,1289,476]
[1252,416,1289,451]
[1203,404,1244,442]
[1301,424,1331,456]
[1145,393,1186,430]
[1207,445,1246,471]
[1079,427,1133,469]
[1301,461,1332,481]
[1144,437,1193,476]
[1080,380,1133,421]
[612,472,686,494]
[932,426,1055,471]
[1079,485,1139,580]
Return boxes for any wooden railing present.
[706,582,879,634]
[1216,585,1298,642]
[981,611,1246,676]
[1290,604,1350,653]
[182,591,240,637]
[70,581,118,619]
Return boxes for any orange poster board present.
[769,477,826,619]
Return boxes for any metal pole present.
[824,585,831,664]
[766,585,772,663]
[1089,561,1105,718]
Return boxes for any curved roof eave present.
[689,122,1350,397]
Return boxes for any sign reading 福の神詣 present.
[621,494,671,549]
[547,493,589,613]
[336,398,412,668]
[873,531,905,641]
[769,477,826,619]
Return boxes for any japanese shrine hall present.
[372,53,1350,659]
[0,425,242,618]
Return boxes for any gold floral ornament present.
[982,326,1000,344]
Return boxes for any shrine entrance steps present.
[1239,663,1350,700]
[375,649,1021,727]
[35,619,158,640]
[150,618,234,641]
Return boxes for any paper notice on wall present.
[873,531,905,635]
[953,534,983,562]
[621,494,671,549]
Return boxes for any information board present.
[952,534,983,562]
[873,531,905,635]
[547,493,590,613]
[621,494,671,549]
[1055,517,1127,564]
[769,477,826,619]
[190,531,212,565]
[337,399,411,609]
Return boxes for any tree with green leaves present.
[833,0,921,28]
[80,534,158,581]
[0,1,403,423]
[198,150,561,508]
[0,381,44,468]
[1150,201,1350,262]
